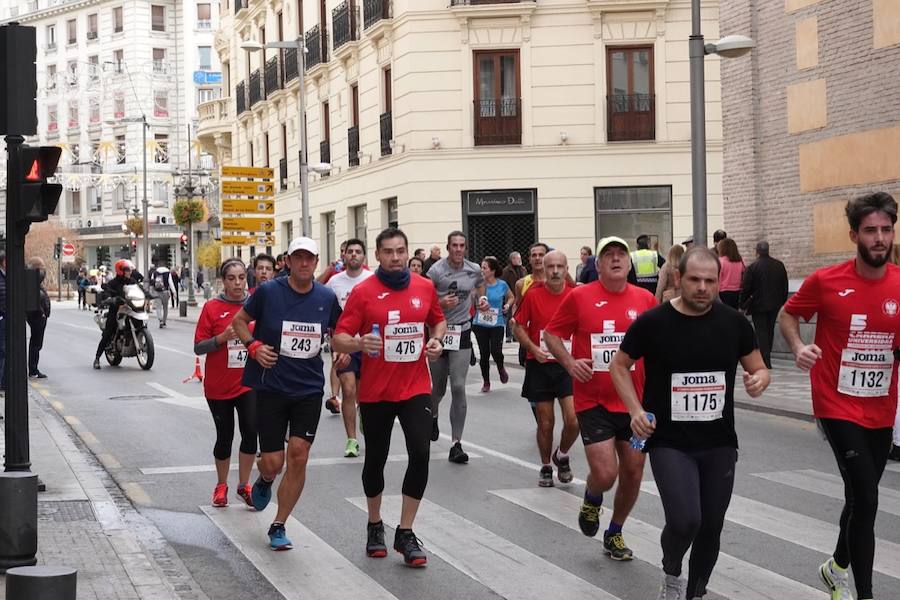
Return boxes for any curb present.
[733,400,815,423]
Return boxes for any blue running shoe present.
[251,475,274,511]
[268,523,293,551]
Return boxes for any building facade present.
[200,0,725,269]
[721,0,900,277]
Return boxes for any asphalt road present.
[28,302,900,600]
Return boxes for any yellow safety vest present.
[630,249,660,278]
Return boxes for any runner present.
[230,237,346,551]
[515,243,549,369]
[193,258,257,508]
[471,256,513,393]
[326,238,375,457]
[427,231,488,463]
[332,227,445,567]
[544,236,656,561]
[249,253,276,294]
[611,246,768,600]
[780,191,900,600]
[511,250,578,487]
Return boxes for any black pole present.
[57,236,62,302]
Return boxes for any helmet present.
[114,259,135,277]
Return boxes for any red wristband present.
[247,340,263,360]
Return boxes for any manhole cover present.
[107,395,166,401]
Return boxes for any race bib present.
[443,325,462,352]
[280,321,321,359]
[227,338,248,368]
[670,371,726,422]
[590,332,631,372]
[837,348,893,397]
[539,330,571,356]
[479,308,500,326]
[384,323,424,363]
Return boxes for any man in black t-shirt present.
[609,247,769,600]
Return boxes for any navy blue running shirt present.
[242,277,341,398]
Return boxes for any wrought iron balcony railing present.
[364,0,390,29]
[348,125,360,166]
[236,81,247,115]
[333,1,359,50]
[305,25,328,70]
[249,68,262,106]
[379,111,392,156]
[264,56,281,97]
[320,139,331,169]
[606,93,655,142]
[284,47,299,82]
[279,157,288,191]
[474,97,521,146]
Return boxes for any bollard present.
[6,565,77,599]
[179,299,188,317]
[0,472,38,571]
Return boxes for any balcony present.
[320,139,331,172]
[197,19,212,30]
[305,25,328,71]
[284,47,299,83]
[279,157,288,191]
[474,97,521,146]
[234,0,246,14]
[606,94,655,142]
[249,68,262,107]
[364,0,390,30]
[196,97,232,138]
[332,1,358,51]
[236,81,247,115]
[348,125,360,167]
[380,111,392,156]
[264,56,281,97]
[87,31,97,40]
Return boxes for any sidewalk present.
[0,390,208,599]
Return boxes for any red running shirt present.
[335,275,445,403]
[545,281,657,413]
[194,297,253,400]
[513,282,574,361]
[783,260,900,428]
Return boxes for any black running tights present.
[207,391,257,460]
[819,418,892,599]
[359,394,431,500]
[650,445,737,599]
[472,324,505,382]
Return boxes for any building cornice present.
[7,0,104,24]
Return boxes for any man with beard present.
[780,192,900,600]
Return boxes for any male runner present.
[515,243,549,368]
[333,227,445,567]
[250,253,276,293]
[427,231,487,463]
[231,237,346,550]
[544,236,656,561]
[780,191,900,600]
[326,238,374,457]
[512,250,578,487]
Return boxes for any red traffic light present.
[25,160,40,181]
[19,145,62,181]
[180,233,188,243]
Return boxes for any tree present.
[196,241,223,270]
[23,221,83,292]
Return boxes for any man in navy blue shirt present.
[232,237,346,551]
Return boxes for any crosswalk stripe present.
[885,462,900,474]
[753,469,900,517]
[201,504,399,600]
[490,487,824,600]
[347,495,622,600]
[641,482,900,580]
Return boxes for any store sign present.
[193,71,223,85]
[465,189,535,215]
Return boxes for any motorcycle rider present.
[93,259,143,369]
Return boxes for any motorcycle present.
[93,284,155,370]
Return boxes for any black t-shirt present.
[620,301,757,451]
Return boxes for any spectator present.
[717,237,745,309]
[577,246,598,284]
[423,244,441,274]
[629,234,664,294]
[682,236,694,250]
[740,241,788,369]
[26,257,51,379]
[501,251,527,342]
[713,229,728,245]
[171,267,181,307]
[408,256,424,275]
[655,244,685,303]
[77,269,90,310]
[414,248,426,262]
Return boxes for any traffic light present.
[180,233,189,253]
[53,241,61,260]
[131,239,138,252]
[0,24,38,135]
[13,145,62,223]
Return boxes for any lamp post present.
[689,0,754,247]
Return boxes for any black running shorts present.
[521,360,573,402]
[256,391,322,452]
[577,404,633,445]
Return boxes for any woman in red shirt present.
[717,238,745,309]
[193,259,257,508]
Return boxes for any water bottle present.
[630,413,655,451]
[367,324,381,358]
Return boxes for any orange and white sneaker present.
[212,483,228,507]
[236,483,253,507]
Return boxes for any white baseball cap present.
[287,236,319,256]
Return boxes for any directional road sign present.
[221,180,275,197]
[221,217,275,233]
[221,199,275,214]
[221,166,274,179]
[221,235,275,246]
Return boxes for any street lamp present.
[240,38,331,237]
[689,0,754,247]
[106,115,151,274]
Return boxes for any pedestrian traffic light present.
[180,233,188,252]
[0,24,38,135]
[53,241,61,259]
[131,239,138,252]
[13,145,62,223]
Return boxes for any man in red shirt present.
[333,227,446,568]
[544,236,656,561]
[512,250,578,487]
[780,191,900,600]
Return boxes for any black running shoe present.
[430,418,440,442]
[448,442,469,464]
[393,529,427,567]
[366,521,387,558]
[551,448,573,484]
[538,465,554,488]
[889,444,900,462]
[603,531,634,561]
[578,493,602,537]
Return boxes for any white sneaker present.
[818,558,854,600]
[656,573,685,600]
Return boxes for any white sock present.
[556,448,569,459]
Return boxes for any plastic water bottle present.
[367,324,381,358]
[630,413,655,450]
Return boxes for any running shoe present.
[325,397,341,414]
[469,350,477,367]
[578,493,602,537]
[818,558,854,600]
[345,438,360,458]
[431,418,440,442]
[92,358,101,370]
[236,483,253,507]
[551,448,573,484]
[212,483,228,507]
[393,529,427,567]
[656,574,685,600]
[480,382,490,393]
[448,442,469,464]
[251,475,274,511]
[268,523,293,551]
[498,367,509,384]
[603,531,634,561]
[538,465,554,487]
[889,444,900,462]
[366,521,387,558]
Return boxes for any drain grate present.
[39,500,96,522]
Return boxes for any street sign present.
[221,180,275,196]
[221,165,274,179]
[221,199,275,214]
[221,235,275,246]
[221,217,275,232]
[61,242,76,264]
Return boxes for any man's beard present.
[858,241,889,268]
[681,292,712,313]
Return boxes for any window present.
[322,101,330,140]
[89,97,100,124]
[69,190,81,215]
[46,64,56,90]
[151,5,165,31]
[154,90,168,117]
[88,187,101,212]
[473,50,521,145]
[90,141,101,165]
[249,141,254,166]
[67,19,76,45]
[67,60,78,87]
[113,49,124,73]
[384,67,392,112]
[606,46,655,142]
[323,211,336,264]
[114,183,126,210]
[264,133,270,167]
[113,6,124,33]
[594,186,671,251]
[153,48,166,73]
[153,181,170,206]
[114,93,125,118]
[87,14,98,39]
[47,104,58,131]
[197,3,211,28]
[46,24,56,48]
[352,204,367,244]
[116,134,126,164]
[282,221,293,247]
[154,134,169,163]
[196,88,219,104]
[198,46,212,71]
[68,98,79,128]
[88,55,99,81]
[383,197,398,229]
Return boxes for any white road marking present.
[145,382,207,410]
[753,469,900,517]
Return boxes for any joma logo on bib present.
[391,324,420,335]
[678,374,719,385]
[593,334,624,344]
[289,323,317,333]
[850,351,888,362]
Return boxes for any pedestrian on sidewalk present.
[77,269,90,310]
[501,251,527,342]
[472,256,513,392]
[26,257,51,379]
[739,241,788,369]
[716,238,745,309]
[149,263,175,328]
[655,244,684,303]
[194,258,257,508]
